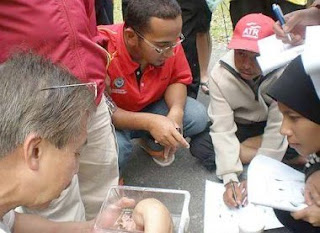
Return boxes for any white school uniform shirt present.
[0,210,15,233]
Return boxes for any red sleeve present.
[169,45,192,85]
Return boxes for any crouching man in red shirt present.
[98,0,207,171]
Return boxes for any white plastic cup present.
[238,204,265,233]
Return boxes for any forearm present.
[239,143,258,164]
[13,213,93,233]
[208,78,243,184]
[112,107,154,131]
[164,83,187,124]
[210,124,243,184]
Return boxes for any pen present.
[272,3,292,41]
[230,179,240,208]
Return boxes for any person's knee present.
[189,126,216,171]
[118,144,133,169]
[115,131,133,171]
[184,97,208,136]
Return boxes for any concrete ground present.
[122,41,290,233]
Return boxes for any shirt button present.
[141,83,144,87]
[136,71,140,75]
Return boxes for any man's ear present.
[23,134,43,170]
[124,27,139,46]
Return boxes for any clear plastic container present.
[94,185,190,233]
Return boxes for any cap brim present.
[228,38,259,53]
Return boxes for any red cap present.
[228,13,275,53]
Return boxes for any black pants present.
[229,0,306,28]
[177,0,212,99]
[275,209,320,233]
[95,0,114,25]
[189,121,298,171]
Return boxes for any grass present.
[113,0,233,44]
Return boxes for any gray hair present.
[0,52,96,157]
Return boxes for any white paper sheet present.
[257,35,304,75]
[247,155,306,212]
[302,25,320,98]
[204,180,283,233]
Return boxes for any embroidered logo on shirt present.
[242,22,261,39]
[114,77,125,88]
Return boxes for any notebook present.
[247,155,307,212]
[256,35,304,75]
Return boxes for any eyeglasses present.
[40,82,97,99]
[134,30,185,55]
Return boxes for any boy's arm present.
[208,67,243,185]
[164,83,187,128]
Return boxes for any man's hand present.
[292,204,320,227]
[273,7,320,45]
[305,170,320,206]
[147,114,189,149]
[223,181,247,208]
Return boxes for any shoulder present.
[98,24,123,39]
[0,210,14,233]
[211,51,237,83]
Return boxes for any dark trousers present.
[229,0,306,28]
[95,0,114,25]
[189,121,298,171]
[275,209,320,233]
[177,0,212,99]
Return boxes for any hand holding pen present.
[272,4,292,42]
[272,3,319,45]
[223,180,248,208]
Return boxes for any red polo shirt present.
[0,0,106,104]
[98,24,192,112]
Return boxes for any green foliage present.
[210,0,232,44]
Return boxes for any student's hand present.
[291,204,320,227]
[133,198,173,233]
[305,170,320,206]
[273,7,320,45]
[223,180,247,208]
[148,115,189,149]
